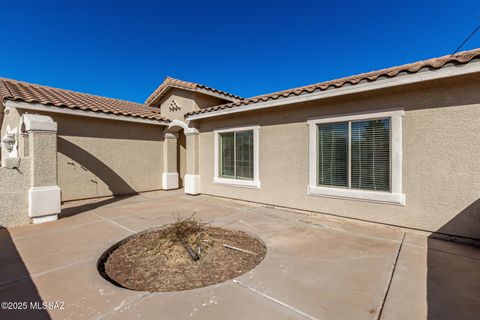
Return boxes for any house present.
[1,48,479,240]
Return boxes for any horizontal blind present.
[317,122,348,187]
[351,119,390,191]
[220,132,235,178]
[235,130,254,180]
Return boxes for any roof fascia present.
[186,61,480,121]
[147,85,237,107]
[5,100,169,126]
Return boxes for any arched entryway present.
[177,129,186,187]
[162,120,200,194]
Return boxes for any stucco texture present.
[177,130,186,187]
[0,159,30,226]
[196,74,480,239]
[13,112,166,202]
[156,88,230,122]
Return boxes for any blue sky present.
[0,0,479,103]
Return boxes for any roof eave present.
[146,84,238,107]
[186,61,480,121]
[5,100,170,126]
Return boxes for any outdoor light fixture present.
[2,133,16,153]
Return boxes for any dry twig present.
[223,244,256,255]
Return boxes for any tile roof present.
[145,76,242,106]
[0,78,169,123]
[186,48,480,117]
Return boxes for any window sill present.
[214,177,261,189]
[307,185,405,205]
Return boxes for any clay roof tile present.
[0,78,169,123]
[186,48,480,118]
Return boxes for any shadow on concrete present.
[57,138,138,218]
[0,227,50,320]
[427,198,480,320]
[59,194,136,218]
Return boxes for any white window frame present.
[307,109,405,205]
[214,125,261,189]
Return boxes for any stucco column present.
[162,132,179,190]
[22,114,61,224]
[184,130,200,195]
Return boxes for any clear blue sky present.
[1,0,479,103]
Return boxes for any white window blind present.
[317,118,391,192]
[317,122,348,187]
[220,132,235,178]
[351,119,390,191]
[219,130,254,180]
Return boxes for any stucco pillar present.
[162,132,179,190]
[22,114,61,224]
[184,130,200,195]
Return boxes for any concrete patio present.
[1,190,479,320]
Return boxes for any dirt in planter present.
[103,218,266,292]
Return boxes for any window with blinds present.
[317,123,348,187]
[220,132,235,178]
[219,130,254,180]
[317,118,391,192]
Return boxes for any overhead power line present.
[451,23,480,55]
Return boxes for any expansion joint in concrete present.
[376,232,406,320]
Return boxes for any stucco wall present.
[158,89,197,121]
[10,111,165,201]
[0,159,31,226]
[156,89,231,121]
[177,130,186,187]
[57,115,165,201]
[197,74,480,239]
[192,92,229,109]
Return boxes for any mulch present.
[103,225,266,292]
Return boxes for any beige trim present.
[186,61,480,120]
[168,119,199,135]
[20,114,57,132]
[162,172,179,190]
[184,174,200,195]
[29,186,61,219]
[148,85,237,106]
[5,100,169,126]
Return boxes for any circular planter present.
[97,226,266,292]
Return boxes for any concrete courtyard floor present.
[1,190,480,320]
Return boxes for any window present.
[317,122,348,187]
[219,130,254,180]
[214,126,260,188]
[350,119,390,191]
[308,110,404,205]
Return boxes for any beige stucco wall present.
[197,74,480,239]
[0,159,31,226]
[177,130,186,187]
[0,108,59,226]
[56,115,165,201]
[186,133,199,175]
[8,111,165,202]
[193,92,228,109]
[155,89,231,122]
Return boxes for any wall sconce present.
[2,133,16,153]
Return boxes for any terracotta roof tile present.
[186,48,480,117]
[145,76,242,105]
[0,78,169,123]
